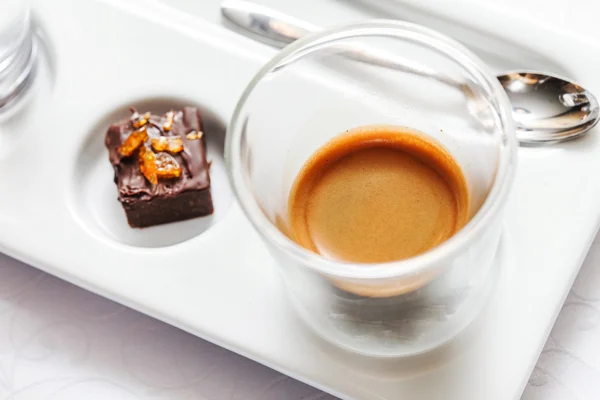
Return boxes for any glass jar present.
[0,0,36,114]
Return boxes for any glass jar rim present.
[226,19,517,280]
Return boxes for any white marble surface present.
[2,0,600,399]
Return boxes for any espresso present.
[288,126,469,263]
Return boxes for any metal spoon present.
[221,0,599,144]
[498,72,598,143]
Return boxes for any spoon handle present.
[221,0,461,86]
[221,0,317,47]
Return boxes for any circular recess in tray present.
[71,97,232,248]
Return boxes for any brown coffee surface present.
[288,126,469,263]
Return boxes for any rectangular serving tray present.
[2,0,599,398]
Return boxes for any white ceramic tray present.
[3,0,600,399]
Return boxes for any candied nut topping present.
[118,126,149,157]
[186,130,204,140]
[151,136,183,153]
[138,145,158,185]
[163,110,175,131]
[155,152,182,179]
[138,146,182,184]
[124,110,196,184]
[133,112,151,129]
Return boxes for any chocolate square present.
[105,107,213,228]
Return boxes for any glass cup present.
[226,21,517,357]
[0,0,36,114]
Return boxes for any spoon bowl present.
[498,71,599,144]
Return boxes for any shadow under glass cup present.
[0,0,36,114]
[227,21,517,357]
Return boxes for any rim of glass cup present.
[226,20,517,280]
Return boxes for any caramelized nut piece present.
[151,136,183,153]
[186,130,204,140]
[133,112,151,129]
[138,145,158,185]
[155,152,182,179]
[163,110,175,131]
[118,127,149,157]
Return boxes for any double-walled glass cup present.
[227,21,516,357]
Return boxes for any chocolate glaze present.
[105,107,213,228]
